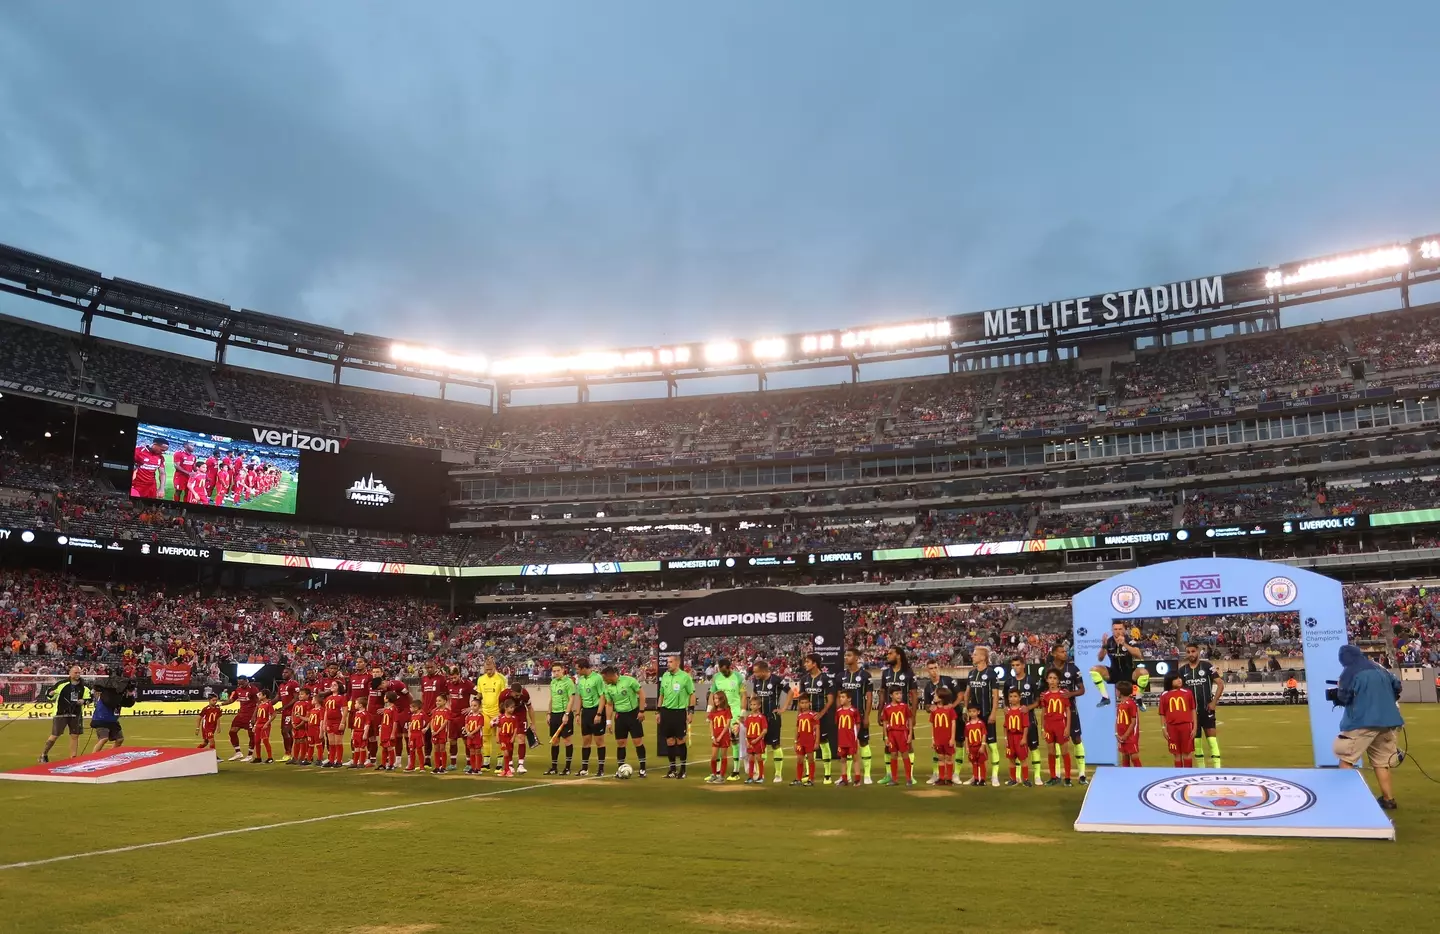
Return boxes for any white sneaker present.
[242,755,256,763]
[991,775,1000,787]
[926,774,939,785]
[773,774,783,783]
[517,764,527,775]
[227,752,245,761]
[862,774,873,785]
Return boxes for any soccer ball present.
[615,763,634,780]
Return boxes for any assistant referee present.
[658,655,695,780]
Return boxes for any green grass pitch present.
[150,454,297,516]
[2,706,1438,934]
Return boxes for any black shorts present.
[1026,714,1040,750]
[764,713,782,747]
[659,708,688,742]
[548,712,574,739]
[579,706,604,737]
[92,720,123,742]
[50,715,83,736]
[1195,706,1218,734]
[614,710,643,740]
[857,724,871,746]
[984,721,997,745]
[1068,705,1084,743]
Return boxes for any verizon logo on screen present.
[250,428,342,454]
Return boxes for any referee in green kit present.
[659,655,696,779]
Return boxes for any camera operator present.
[91,675,138,754]
[38,666,89,763]
[1331,645,1404,810]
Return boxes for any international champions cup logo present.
[1263,576,1298,607]
[48,749,164,775]
[1140,773,1315,821]
[1110,585,1141,615]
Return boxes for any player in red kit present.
[1040,670,1075,785]
[289,689,313,765]
[1115,680,1142,767]
[131,438,168,499]
[252,692,275,763]
[225,677,259,762]
[792,696,819,786]
[419,663,444,766]
[743,698,768,784]
[834,690,861,785]
[1003,690,1032,786]
[349,703,372,768]
[196,695,223,751]
[495,699,522,776]
[170,441,197,502]
[405,708,427,771]
[386,674,412,763]
[364,667,386,764]
[213,455,231,506]
[707,693,732,783]
[429,701,452,774]
[446,665,475,767]
[929,689,957,785]
[963,707,988,785]
[322,683,347,767]
[375,696,399,771]
[346,662,372,763]
[187,469,209,505]
[882,686,914,786]
[498,678,535,774]
[273,669,300,760]
[462,698,487,773]
[1159,673,1197,767]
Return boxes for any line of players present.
[706,641,1225,787]
[187,640,1225,784]
[192,657,640,778]
[131,437,280,506]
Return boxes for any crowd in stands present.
[7,308,1440,469]
[5,572,1440,685]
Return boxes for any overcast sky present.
[2,1,1438,400]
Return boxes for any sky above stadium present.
[2,1,1439,397]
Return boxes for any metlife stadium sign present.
[979,276,1227,340]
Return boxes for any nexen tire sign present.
[251,428,342,454]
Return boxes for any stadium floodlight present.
[704,341,740,365]
[657,346,692,367]
[1264,246,1411,290]
[838,318,952,351]
[491,349,653,378]
[800,333,837,354]
[391,342,488,374]
[751,337,788,360]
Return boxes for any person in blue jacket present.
[1332,644,1404,810]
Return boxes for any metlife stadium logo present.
[345,474,395,506]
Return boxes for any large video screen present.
[131,423,300,516]
[297,452,448,532]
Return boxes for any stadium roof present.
[2,233,1437,392]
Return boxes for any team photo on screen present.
[130,423,300,516]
